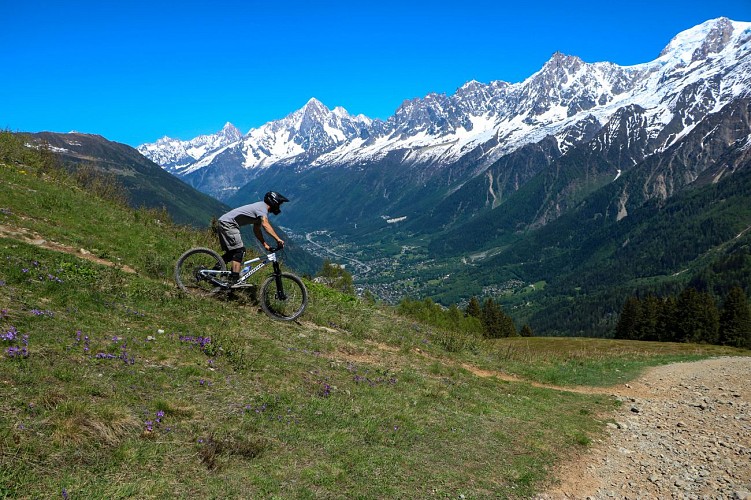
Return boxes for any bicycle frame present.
[199,251,281,289]
[236,252,278,286]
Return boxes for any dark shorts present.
[217,220,244,252]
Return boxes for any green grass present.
[0,158,749,498]
[485,337,747,386]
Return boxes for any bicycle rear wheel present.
[175,247,226,297]
[260,273,308,321]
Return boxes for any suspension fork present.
[272,261,287,300]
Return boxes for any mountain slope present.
[425,105,751,334]
[30,132,230,227]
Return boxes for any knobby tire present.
[260,272,308,321]
[175,247,226,297]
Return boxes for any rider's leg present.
[217,222,245,282]
[227,247,246,284]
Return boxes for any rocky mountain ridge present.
[138,17,751,204]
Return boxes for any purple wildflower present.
[30,309,54,317]
[179,335,212,350]
[2,326,17,341]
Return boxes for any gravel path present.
[537,356,751,500]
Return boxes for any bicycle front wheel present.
[175,247,226,297]
[260,273,308,321]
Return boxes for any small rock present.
[146,336,155,341]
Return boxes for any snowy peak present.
[219,122,243,142]
[226,98,381,171]
[136,122,243,172]
[297,98,329,131]
[542,52,585,77]
[658,17,751,65]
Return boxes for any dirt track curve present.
[536,357,751,499]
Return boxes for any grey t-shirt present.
[219,201,268,227]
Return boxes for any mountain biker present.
[216,191,289,284]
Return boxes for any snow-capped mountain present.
[138,17,751,202]
[137,122,242,172]
[195,98,380,175]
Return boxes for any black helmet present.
[264,191,289,215]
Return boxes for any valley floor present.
[537,357,751,499]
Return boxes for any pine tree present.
[657,296,678,342]
[698,291,720,344]
[481,298,515,338]
[675,288,719,344]
[481,298,500,338]
[635,294,660,341]
[520,324,534,337]
[719,286,751,348]
[466,296,482,318]
[615,296,641,340]
[502,312,518,337]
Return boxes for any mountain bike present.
[174,246,308,321]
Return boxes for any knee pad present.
[230,247,246,263]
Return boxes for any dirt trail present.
[0,223,136,273]
[537,356,751,499]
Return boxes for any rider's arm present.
[253,223,271,251]
[258,217,285,248]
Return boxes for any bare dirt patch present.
[0,223,136,273]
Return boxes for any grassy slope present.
[1,162,748,498]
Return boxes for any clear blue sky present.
[2,0,749,146]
